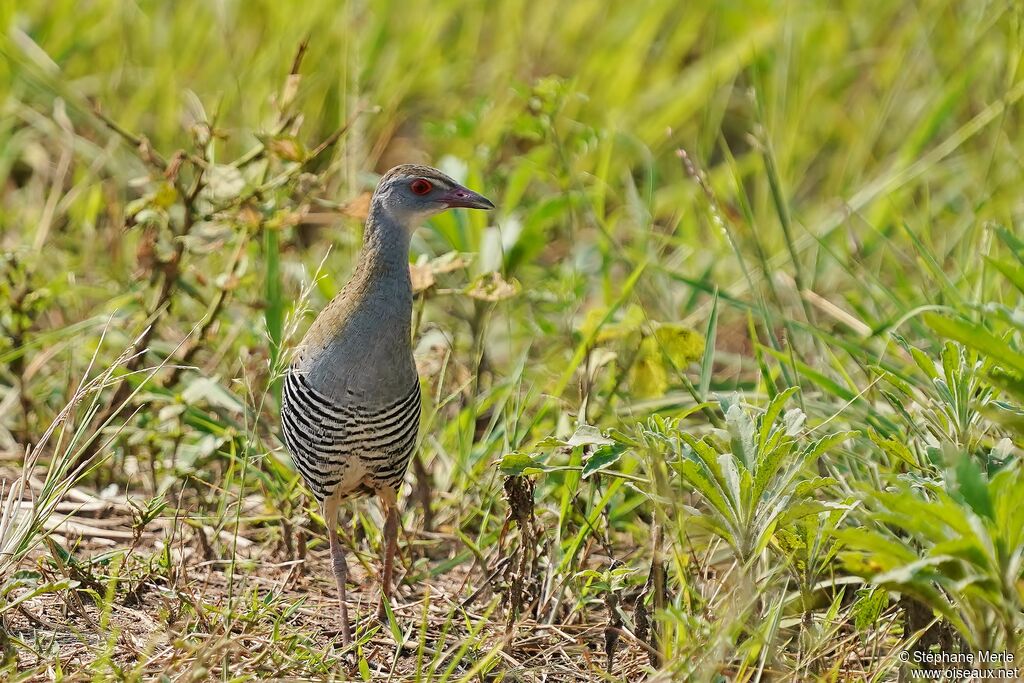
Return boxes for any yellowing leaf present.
[577,307,608,339]
[576,304,646,342]
[465,271,519,302]
[596,304,646,343]
[628,324,704,397]
[152,182,179,209]
[341,192,372,221]
[429,251,471,274]
[630,339,669,397]
[267,136,306,162]
[651,323,705,366]
[410,263,435,293]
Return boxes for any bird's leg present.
[323,494,352,646]
[376,488,400,622]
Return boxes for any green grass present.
[1,0,1024,680]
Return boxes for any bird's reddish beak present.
[441,185,495,210]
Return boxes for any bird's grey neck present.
[359,206,413,285]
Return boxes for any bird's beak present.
[441,185,495,210]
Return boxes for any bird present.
[280,164,494,645]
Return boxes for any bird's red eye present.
[410,179,433,195]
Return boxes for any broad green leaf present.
[680,433,723,473]
[679,459,735,523]
[873,556,956,586]
[783,408,806,436]
[181,377,245,412]
[872,365,915,397]
[725,403,756,470]
[752,440,791,503]
[986,256,1024,295]
[718,452,743,512]
[758,386,800,451]
[535,435,570,449]
[836,528,918,566]
[873,490,974,540]
[497,452,548,476]
[852,586,887,632]
[802,431,856,464]
[582,443,627,479]
[793,476,837,498]
[924,313,1024,375]
[930,538,990,570]
[951,457,993,520]
[994,225,1024,257]
[776,500,829,525]
[868,430,921,470]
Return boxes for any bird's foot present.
[324,617,353,647]
[334,600,352,647]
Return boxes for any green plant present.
[641,388,851,567]
[840,455,1024,653]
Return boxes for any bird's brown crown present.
[377,164,458,189]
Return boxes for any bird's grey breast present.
[298,289,416,407]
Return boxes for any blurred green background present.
[5,0,1022,344]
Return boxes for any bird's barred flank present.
[280,371,421,501]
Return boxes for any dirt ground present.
[3,475,652,681]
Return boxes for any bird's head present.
[371,164,494,228]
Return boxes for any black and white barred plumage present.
[281,371,421,501]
